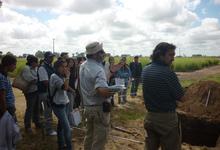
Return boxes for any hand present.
[64,68,70,78]
[96,88,115,98]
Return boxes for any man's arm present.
[96,87,115,98]
[167,71,184,101]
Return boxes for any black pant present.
[24,91,40,128]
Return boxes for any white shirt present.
[0,111,21,150]
[38,66,48,81]
[22,65,38,93]
[50,73,69,105]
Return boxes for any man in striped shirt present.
[142,42,184,150]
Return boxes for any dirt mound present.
[178,81,220,121]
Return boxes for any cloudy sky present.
[0,0,220,56]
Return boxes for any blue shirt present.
[115,65,131,87]
[0,73,15,108]
[79,59,108,106]
[142,62,184,112]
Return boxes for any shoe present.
[47,130,57,136]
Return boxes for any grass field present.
[9,56,220,77]
[173,57,220,72]
[113,56,219,72]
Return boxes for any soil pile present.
[178,81,220,121]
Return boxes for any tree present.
[35,50,44,58]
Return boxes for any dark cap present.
[60,52,68,57]
[44,51,55,58]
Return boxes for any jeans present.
[39,93,54,134]
[130,78,141,96]
[52,104,72,150]
[24,91,40,129]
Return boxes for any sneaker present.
[47,130,57,136]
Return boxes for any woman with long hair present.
[50,59,72,150]
[66,58,76,126]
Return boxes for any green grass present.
[108,56,219,72]
[203,74,220,83]
[173,57,219,72]
[9,57,220,77]
[9,58,26,77]
[180,79,197,87]
[116,108,144,121]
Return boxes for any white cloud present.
[0,0,220,56]
[5,0,60,8]
[179,18,220,55]
[214,0,220,4]
[66,0,113,14]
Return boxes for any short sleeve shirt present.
[38,66,48,81]
[0,73,15,108]
[49,73,69,105]
[21,65,37,93]
[79,59,108,106]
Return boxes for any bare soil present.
[177,65,220,80]
[178,81,220,121]
[14,88,218,150]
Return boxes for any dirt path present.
[177,65,220,80]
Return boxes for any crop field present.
[10,56,219,77]
[114,56,219,71]
[173,57,220,72]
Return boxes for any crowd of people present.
[0,41,184,150]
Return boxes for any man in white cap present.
[80,42,115,150]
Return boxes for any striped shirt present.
[142,62,184,112]
[0,73,15,108]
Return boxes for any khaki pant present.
[144,112,181,150]
[84,106,110,150]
